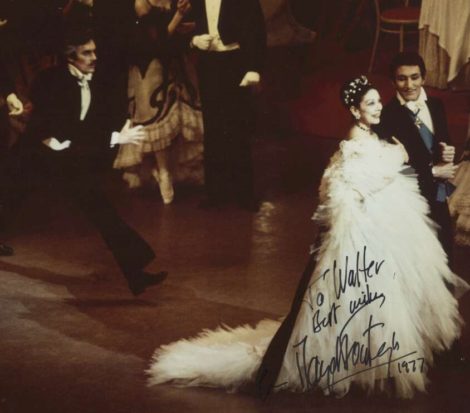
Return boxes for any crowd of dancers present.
[0,0,265,294]
[1,0,470,401]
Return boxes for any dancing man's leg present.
[65,177,166,295]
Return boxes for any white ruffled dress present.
[148,135,467,398]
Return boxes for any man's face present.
[393,65,424,102]
[69,40,97,74]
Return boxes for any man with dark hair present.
[189,0,267,211]
[4,28,167,295]
[379,52,469,370]
[388,50,427,80]
[377,51,457,261]
[62,0,134,123]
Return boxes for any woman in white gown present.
[147,76,467,398]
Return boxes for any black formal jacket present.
[191,0,267,73]
[25,65,121,170]
[375,95,450,206]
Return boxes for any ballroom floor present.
[1,39,470,413]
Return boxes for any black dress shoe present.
[0,243,14,256]
[127,271,168,296]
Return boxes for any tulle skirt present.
[148,172,467,398]
[114,56,204,186]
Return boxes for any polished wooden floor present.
[1,40,469,413]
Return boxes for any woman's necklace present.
[356,122,372,134]
[351,122,378,141]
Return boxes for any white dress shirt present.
[397,88,434,134]
[205,0,240,51]
[203,0,260,86]
[68,64,92,121]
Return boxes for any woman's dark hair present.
[340,75,374,109]
[389,52,426,79]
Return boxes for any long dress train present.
[148,135,467,398]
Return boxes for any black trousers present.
[0,141,155,282]
[197,50,256,203]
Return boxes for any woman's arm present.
[167,0,190,35]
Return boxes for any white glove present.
[6,93,24,116]
[432,163,458,180]
[42,137,72,151]
[439,142,455,163]
[111,119,146,146]
[191,34,214,51]
[239,71,260,87]
[391,136,409,163]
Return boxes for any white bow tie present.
[68,64,93,87]
[68,64,93,120]
[77,77,91,88]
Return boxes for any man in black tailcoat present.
[189,0,267,211]
[376,52,467,369]
[376,52,457,261]
[5,28,167,296]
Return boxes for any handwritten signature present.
[287,245,422,394]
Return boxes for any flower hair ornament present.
[340,75,373,108]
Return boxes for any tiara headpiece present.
[341,75,372,107]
